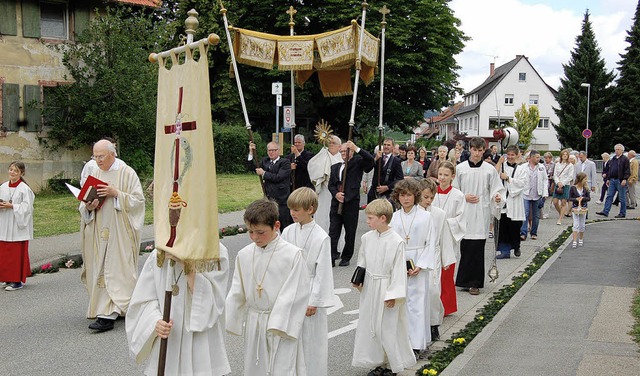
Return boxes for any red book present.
[78,175,108,209]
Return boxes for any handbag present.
[555,184,564,195]
[351,266,366,285]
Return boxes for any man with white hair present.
[627,150,637,209]
[575,151,598,193]
[287,134,315,190]
[80,140,145,332]
[597,144,630,218]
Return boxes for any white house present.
[453,55,562,151]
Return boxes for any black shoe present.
[332,259,336,268]
[367,366,385,376]
[431,325,440,341]
[339,259,350,267]
[596,211,608,217]
[514,248,521,257]
[615,214,626,218]
[89,318,115,332]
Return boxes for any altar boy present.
[226,199,310,375]
[282,187,334,376]
[352,199,416,375]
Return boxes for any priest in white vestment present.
[125,245,231,376]
[307,136,342,232]
[80,140,145,331]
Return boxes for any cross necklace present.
[252,237,279,298]
[400,207,418,243]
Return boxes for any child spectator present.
[281,187,335,376]
[569,172,590,248]
[352,199,416,375]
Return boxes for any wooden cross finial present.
[286,6,297,23]
[379,5,390,23]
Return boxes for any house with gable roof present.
[454,55,561,151]
[0,0,159,190]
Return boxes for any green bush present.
[213,122,266,173]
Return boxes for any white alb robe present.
[453,161,505,239]
[352,229,416,373]
[390,206,436,350]
[0,180,34,241]
[499,162,528,221]
[433,187,466,263]
[125,247,231,376]
[281,220,335,376]
[420,204,450,326]
[225,236,310,376]
[308,147,342,233]
[80,159,145,318]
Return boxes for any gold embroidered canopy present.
[231,21,379,97]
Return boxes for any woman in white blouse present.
[552,149,575,225]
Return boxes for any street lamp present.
[581,83,590,156]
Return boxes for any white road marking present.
[328,319,358,339]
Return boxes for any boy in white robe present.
[281,187,335,376]
[226,199,310,376]
[453,137,505,295]
[418,178,450,342]
[389,179,436,356]
[494,146,529,258]
[125,244,231,376]
[352,199,416,375]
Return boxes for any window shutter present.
[73,4,90,37]
[2,83,20,131]
[0,0,17,35]
[21,0,41,38]
[23,84,41,132]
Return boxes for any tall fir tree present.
[611,1,640,152]
[553,10,615,157]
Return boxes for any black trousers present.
[278,203,292,230]
[456,239,487,289]
[329,199,360,262]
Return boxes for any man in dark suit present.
[597,143,631,218]
[329,140,374,266]
[366,137,403,203]
[287,134,314,190]
[248,141,293,228]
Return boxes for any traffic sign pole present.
[272,82,283,145]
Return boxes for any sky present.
[449,0,637,97]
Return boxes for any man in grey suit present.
[575,151,598,193]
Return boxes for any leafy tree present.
[42,6,171,176]
[169,0,468,141]
[513,103,539,150]
[553,10,615,157]
[610,1,640,152]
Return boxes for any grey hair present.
[438,145,448,152]
[294,134,305,143]
[106,141,117,156]
[330,135,342,145]
[579,150,587,156]
[614,143,625,151]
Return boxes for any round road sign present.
[582,129,592,139]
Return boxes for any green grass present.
[33,173,262,238]
[632,289,640,344]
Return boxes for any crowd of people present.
[1,135,636,376]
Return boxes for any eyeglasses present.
[267,149,279,152]
[92,154,108,161]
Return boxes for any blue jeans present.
[521,198,541,237]
[603,179,627,216]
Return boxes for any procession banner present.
[154,42,220,269]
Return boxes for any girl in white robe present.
[281,187,335,376]
[432,161,467,315]
[389,180,436,352]
[125,245,231,376]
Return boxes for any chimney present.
[490,62,495,77]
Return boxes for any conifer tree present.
[553,10,615,156]
[611,1,640,152]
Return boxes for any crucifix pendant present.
[257,284,263,298]
[172,284,179,296]
[405,235,410,242]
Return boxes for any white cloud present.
[450,0,635,97]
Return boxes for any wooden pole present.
[157,258,175,376]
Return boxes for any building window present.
[537,118,549,129]
[473,117,478,130]
[505,94,514,105]
[529,95,539,105]
[519,73,526,81]
[41,2,68,40]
